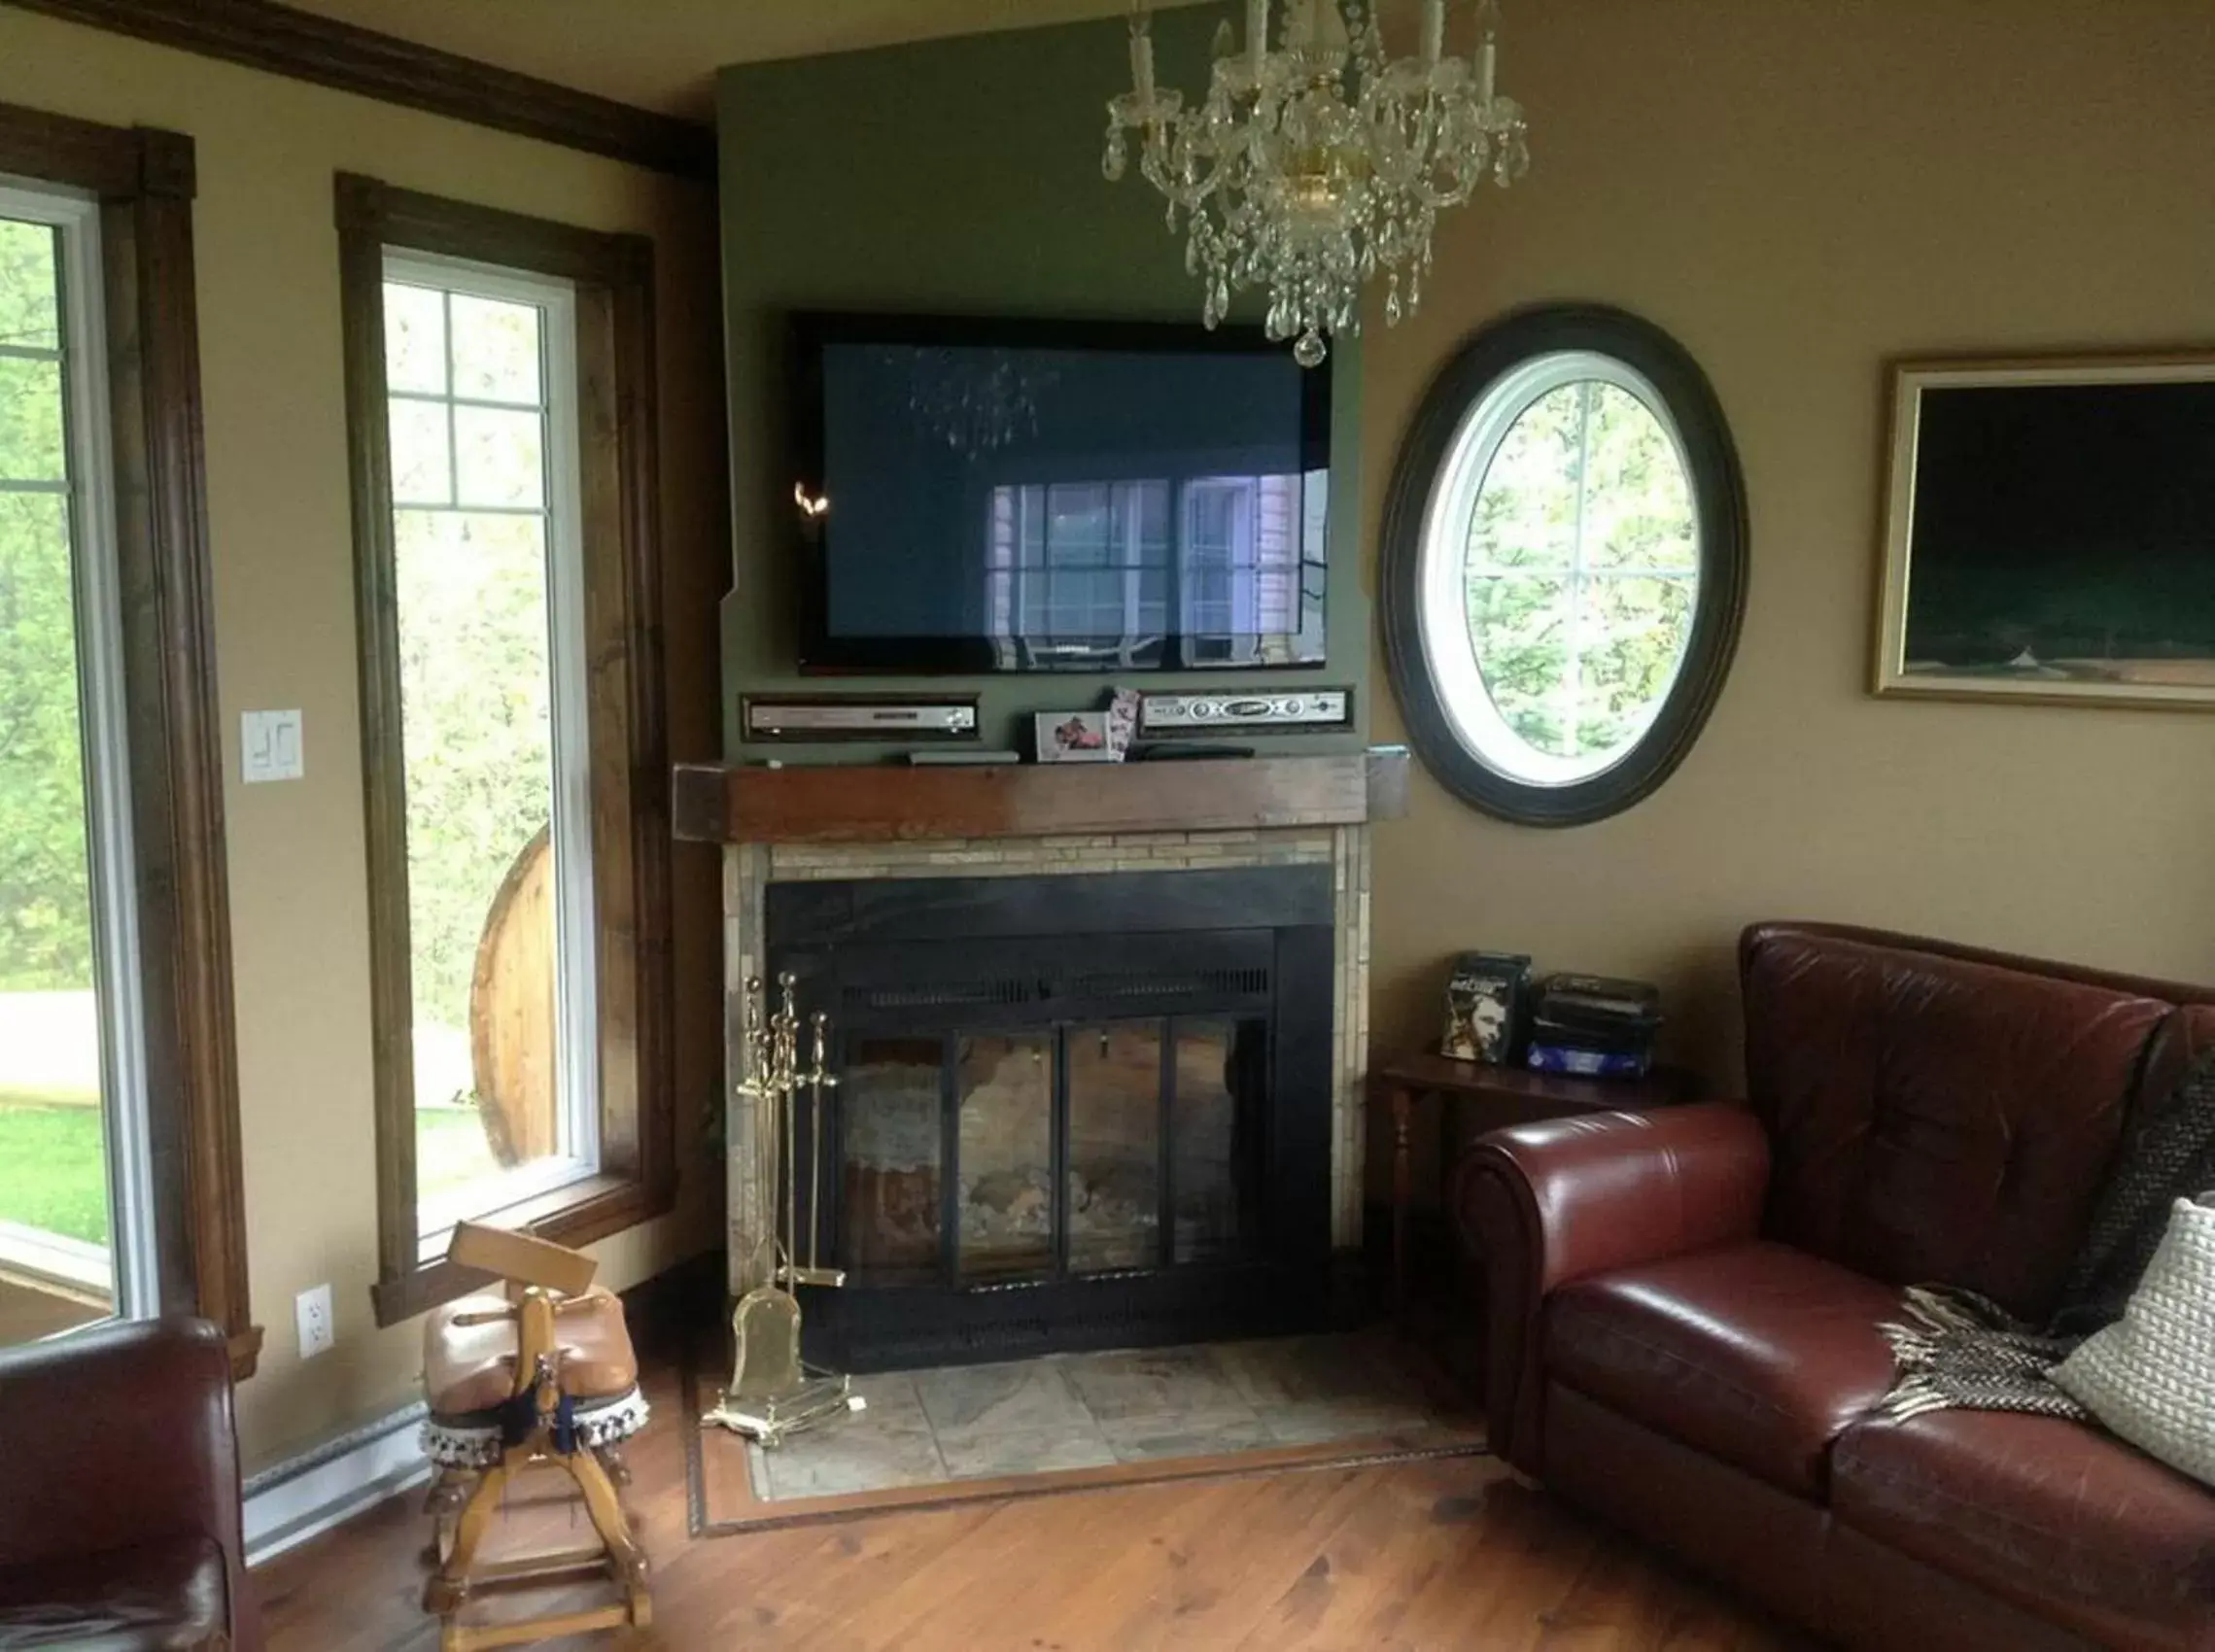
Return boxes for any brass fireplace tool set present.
[704,973,862,1446]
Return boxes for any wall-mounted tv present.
[791,313,1332,674]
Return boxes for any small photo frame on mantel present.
[1874,351,2215,710]
[1033,709,1119,763]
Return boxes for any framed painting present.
[1874,353,2215,708]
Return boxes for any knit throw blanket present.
[1878,1046,2215,1421]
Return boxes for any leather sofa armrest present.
[1451,1102,1771,1475]
[0,1315,250,1640]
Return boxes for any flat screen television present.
[791,313,1332,674]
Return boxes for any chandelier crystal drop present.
[1103,0,1530,366]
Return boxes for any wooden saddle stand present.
[418,1222,652,1651]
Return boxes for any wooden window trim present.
[7,0,714,180]
[0,101,260,1377]
[335,175,675,1328]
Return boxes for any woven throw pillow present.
[2053,1194,2215,1489]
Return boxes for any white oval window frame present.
[1379,304,1749,829]
[1416,350,1701,789]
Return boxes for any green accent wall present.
[715,12,1369,761]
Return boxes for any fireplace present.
[681,753,1405,1384]
[766,867,1335,1370]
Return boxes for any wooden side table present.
[1374,1050,1703,1325]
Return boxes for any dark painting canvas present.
[1881,367,2215,705]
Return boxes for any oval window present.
[1382,307,1748,825]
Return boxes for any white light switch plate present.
[242,709,304,783]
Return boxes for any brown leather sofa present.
[0,1316,258,1651]
[1459,922,2215,1651]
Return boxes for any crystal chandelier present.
[1103,0,1530,366]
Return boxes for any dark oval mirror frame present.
[1379,303,1750,828]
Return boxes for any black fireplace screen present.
[838,1017,1263,1291]
[768,867,1335,1369]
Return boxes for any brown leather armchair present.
[0,1316,258,1651]
[1458,923,2215,1651]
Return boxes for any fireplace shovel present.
[713,1259,854,1446]
[730,1244,802,1402]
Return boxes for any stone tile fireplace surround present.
[673,753,1406,1368]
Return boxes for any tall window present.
[0,110,255,1372]
[0,183,156,1346]
[339,175,673,1325]
[380,257,598,1242]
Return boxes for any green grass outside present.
[0,1101,110,1245]
[0,1099,504,1248]
[418,1105,503,1200]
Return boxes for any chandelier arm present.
[1136,130,1237,211]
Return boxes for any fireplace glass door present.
[1173,1018,1255,1265]
[956,1031,1054,1281]
[839,1035,943,1284]
[1067,1022,1163,1273]
[836,1015,1263,1290]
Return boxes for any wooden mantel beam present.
[672,748,1410,846]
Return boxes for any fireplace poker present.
[787,1009,845,1289]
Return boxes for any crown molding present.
[6,0,717,180]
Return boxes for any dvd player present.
[1137,688,1350,734]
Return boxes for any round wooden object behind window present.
[469,825,557,1168]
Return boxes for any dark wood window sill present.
[370,1171,672,1327]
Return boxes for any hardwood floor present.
[255,1361,1804,1651]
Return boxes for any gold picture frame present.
[1873,350,2215,709]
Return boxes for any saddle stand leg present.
[424,1463,510,1624]
[417,1224,653,1651]
[423,1467,475,1566]
[570,1440,652,1625]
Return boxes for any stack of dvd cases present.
[1525,974,1663,1079]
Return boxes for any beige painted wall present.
[1364,0,2215,1110]
[0,10,727,1470]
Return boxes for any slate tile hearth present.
[743,1330,1465,1503]
[1062,1345,1256,1428]
[937,1425,1122,1480]
[914,1359,1096,1440]
[1218,1332,1436,1443]
[751,1373,946,1501]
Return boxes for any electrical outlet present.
[295,1283,334,1360]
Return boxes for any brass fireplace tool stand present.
[705,973,861,1447]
